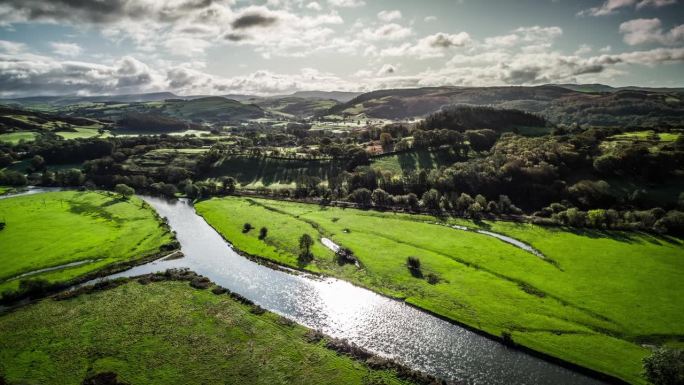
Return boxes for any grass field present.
[0,132,38,144]
[371,149,461,174]
[0,280,413,385]
[55,124,110,140]
[609,130,681,142]
[206,155,343,189]
[0,191,174,293]
[195,196,684,384]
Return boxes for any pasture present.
[0,191,175,294]
[195,196,684,384]
[0,280,413,385]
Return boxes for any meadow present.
[0,132,38,145]
[0,191,175,294]
[0,279,414,385]
[195,196,684,384]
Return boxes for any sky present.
[0,0,683,97]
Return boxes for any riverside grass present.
[0,280,414,385]
[0,191,174,293]
[195,196,684,385]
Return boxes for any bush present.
[336,247,357,265]
[642,348,684,385]
[407,256,421,270]
[242,223,253,233]
[114,183,135,199]
[425,273,440,285]
[259,227,268,240]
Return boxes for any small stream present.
[2,190,607,385]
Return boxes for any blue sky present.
[0,0,682,97]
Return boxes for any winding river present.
[4,190,607,385]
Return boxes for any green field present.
[609,130,681,142]
[0,280,413,385]
[0,191,175,293]
[207,155,342,189]
[0,132,39,144]
[195,196,684,384]
[371,149,461,174]
[55,124,110,140]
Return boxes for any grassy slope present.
[195,196,684,384]
[0,280,413,385]
[0,132,38,144]
[0,191,174,292]
[371,149,461,174]
[207,155,341,189]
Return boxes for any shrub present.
[259,227,268,240]
[642,348,684,385]
[407,256,421,270]
[114,183,135,199]
[426,273,440,285]
[336,247,357,265]
[242,223,253,233]
[298,233,314,258]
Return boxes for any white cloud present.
[360,23,412,41]
[377,10,402,22]
[379,32,471,59]
[50,42,83,57]
[0,40,26,54]
[575,44,592,55]
[424,16,437,22]
[619,18,684,45]
[327,0,365,8]
[376,63,397,76]
[578,0,677,16]
[306,2,322,11]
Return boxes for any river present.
[3,190,608,385]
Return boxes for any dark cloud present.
[0,0,215,24]
[231,13,278,29]
[225,33,248,41]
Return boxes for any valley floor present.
[195,196,684,384]
[0,279,414,385]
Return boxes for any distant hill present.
[288,91,362,102]
[326,86,573,119]
[252,97,339,118]
[2,92,180,108]
[158,97,264,122]
[554,83,684,94]
[324,85,684,126]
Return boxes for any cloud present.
[578,0,677,16]
[424,16,437,22]
[231,11,278,29]
[306,2,322,11]
[484,26,562,52]
[619,18,684,45]
[0,53,164,97]
[50,42,83,56]
[0,40,26,54]
[379,32,471,59]
[377,10,401,22]
[361,23,412,41]
[376,63,397,76]
[327,0,365,8]
[574,44,592,55]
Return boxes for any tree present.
[221,176,237,194]
[379,132,393,151]
[642,348,683,385]
[407,256,421,271]
[456,193,474,213]
[421,189,441,211]
[242,223,253,233]
[114,183,134,199]
[259,227,268,240]
[30,155,45,171]
[349,188,372,207]
[371,188,391,207]
[299,234,314,258]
